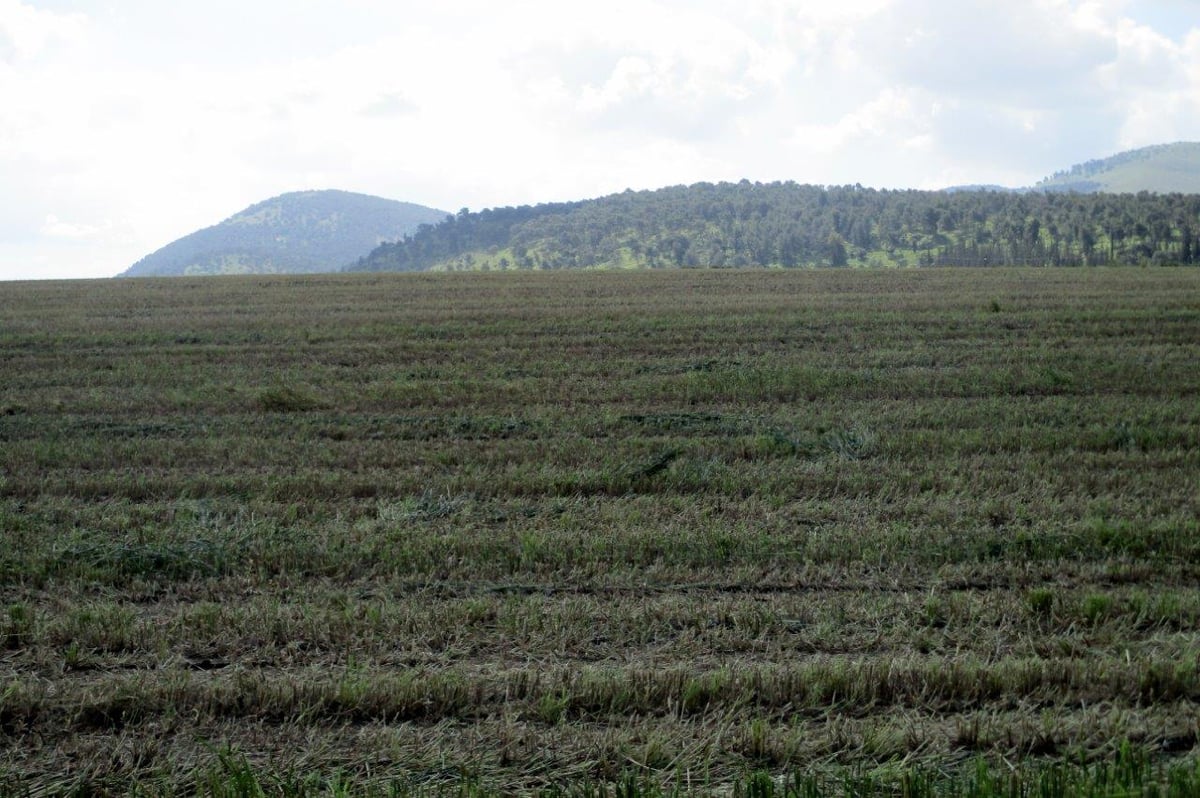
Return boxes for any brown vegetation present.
[0,268,1197,794]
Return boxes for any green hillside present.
[349,182,1200,272]
[121,190,448,277]
[1035,142,1200,194]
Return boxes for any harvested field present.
[1,268,1198,795]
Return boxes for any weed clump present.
[1026,588,1056,619]
[255,385,325,412]
[1081,593,1115,626]
[1,604,34,649]
[824,423,876,460]
[52,539,229,584]
[378,490,468,523]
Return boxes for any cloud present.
[1093,19,1200,148]
[812,0,1200,181]
[858,0,1118,108]
[40,214,108,240]
[0,0,87,65]
[360,91,417,118]
[511,3,793,142]
[790,88,931,155]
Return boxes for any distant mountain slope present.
[1034,142,1200,194]
[121,190,448,277]
[348,181,1200,272]
[941,184,1019,194]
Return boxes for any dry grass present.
[0,267,1198,794]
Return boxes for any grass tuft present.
[255,385,327,412]
[823,423,876,460]
[0,604,33,650]
[53,538,230,584]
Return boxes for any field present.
[1,267,1199,796]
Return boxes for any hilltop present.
[350,143,1200,274]
[1034,142,1200,194]
[348,181,1200,272]
[127,144,1200,277]
[121,190,448,277]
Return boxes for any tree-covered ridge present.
[349,182,1200,272]
[1034,142,1200,194]
[122,190,449,277]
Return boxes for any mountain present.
[943,142,1200,195]
[348,180,1200,272]
[941,184,1020,194]
[1033,142,1200,194]
[121,190,449,277]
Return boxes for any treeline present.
[349,182,1200,272]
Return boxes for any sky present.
[2,0,1199,280]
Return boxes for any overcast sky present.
[2,0,1198,279]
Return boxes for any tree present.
[828,233,848,267]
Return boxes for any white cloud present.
[1098,16,1200,148]
[360,92,417,119]
[0,0,87,64]
[40,214,107,239]
[510,1,793,142]
[860,0,1119,108]
[790,88,930,155]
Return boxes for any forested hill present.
[122,190,448,277]
[1035,142,1200,194]
[348,182,1200,271]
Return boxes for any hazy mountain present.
[121,190,449,277]
[941,184,1020,194]
[1033,142,1200,194]
[943,142,1200,195]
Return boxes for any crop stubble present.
[0,268,1198,793]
